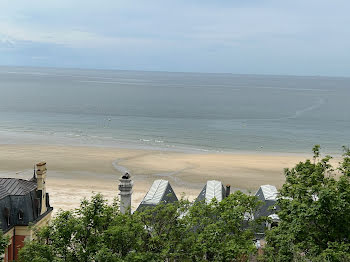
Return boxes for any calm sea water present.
[0,66,349,154]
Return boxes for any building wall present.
[13,235,26,261]
[4,234,26,262]
[3,209,52,261]
[0,192,41,233]
[4,230,13,262]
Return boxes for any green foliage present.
[18,192,262,262]
[313,144,321,162]
[18,240,59,262]
[0,229,9,256]
[183,191,261,261]
[263,146,350,262]
[19,146,350,262]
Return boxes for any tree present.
[19,192,262,261]
[18,146,350,261]
[183,191,262,261]
[263,146,350,262]
[17,241,58,262]
[19,193,120,262]
[0,230,9,258]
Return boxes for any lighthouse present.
[118,172,133,214]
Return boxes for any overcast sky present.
[0,0,349,76]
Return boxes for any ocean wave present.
[290,98,325,119]
[241,98,326,122]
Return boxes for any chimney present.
[118,172,133,214]
[36,162,47,215]
[225,184,231,198]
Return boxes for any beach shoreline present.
[0,143,332,213]
[0,127,345,157]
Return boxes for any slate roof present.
[0,178,37,200]
[142,180,169,205]
[254,184,279,219]
[196,180,226,203]
[256,185,278,201]
[137,179,178,210]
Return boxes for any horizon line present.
[0,64,349,79]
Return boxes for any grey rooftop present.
[254,184,279,219]
[0,178,37,200]
[196,180,226,203]
[136,179,178,211]
[255,185,278,201]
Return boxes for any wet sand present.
[0,144,318,212]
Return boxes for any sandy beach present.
[0,144,325,212]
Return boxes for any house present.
[196,180,229,203]
[0,162,53,261]
[134,179,231,211]
[254,184,279,225]
[123,176,279,224]
[136,179,178,211]
[253,184,280,245]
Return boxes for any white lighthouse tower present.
[118,172,133,214]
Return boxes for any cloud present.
[0,0,349,76]
[0,22,140,49]
[0,36,15,48]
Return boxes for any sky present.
[0,0,349,76]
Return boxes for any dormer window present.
[3,207,10,226]
[18,209,24,220]
[34,198,40,216]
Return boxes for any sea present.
[0,66,349,154]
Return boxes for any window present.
[3,207,10,226]
[18,209,24,220]
[271,222,279,228]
